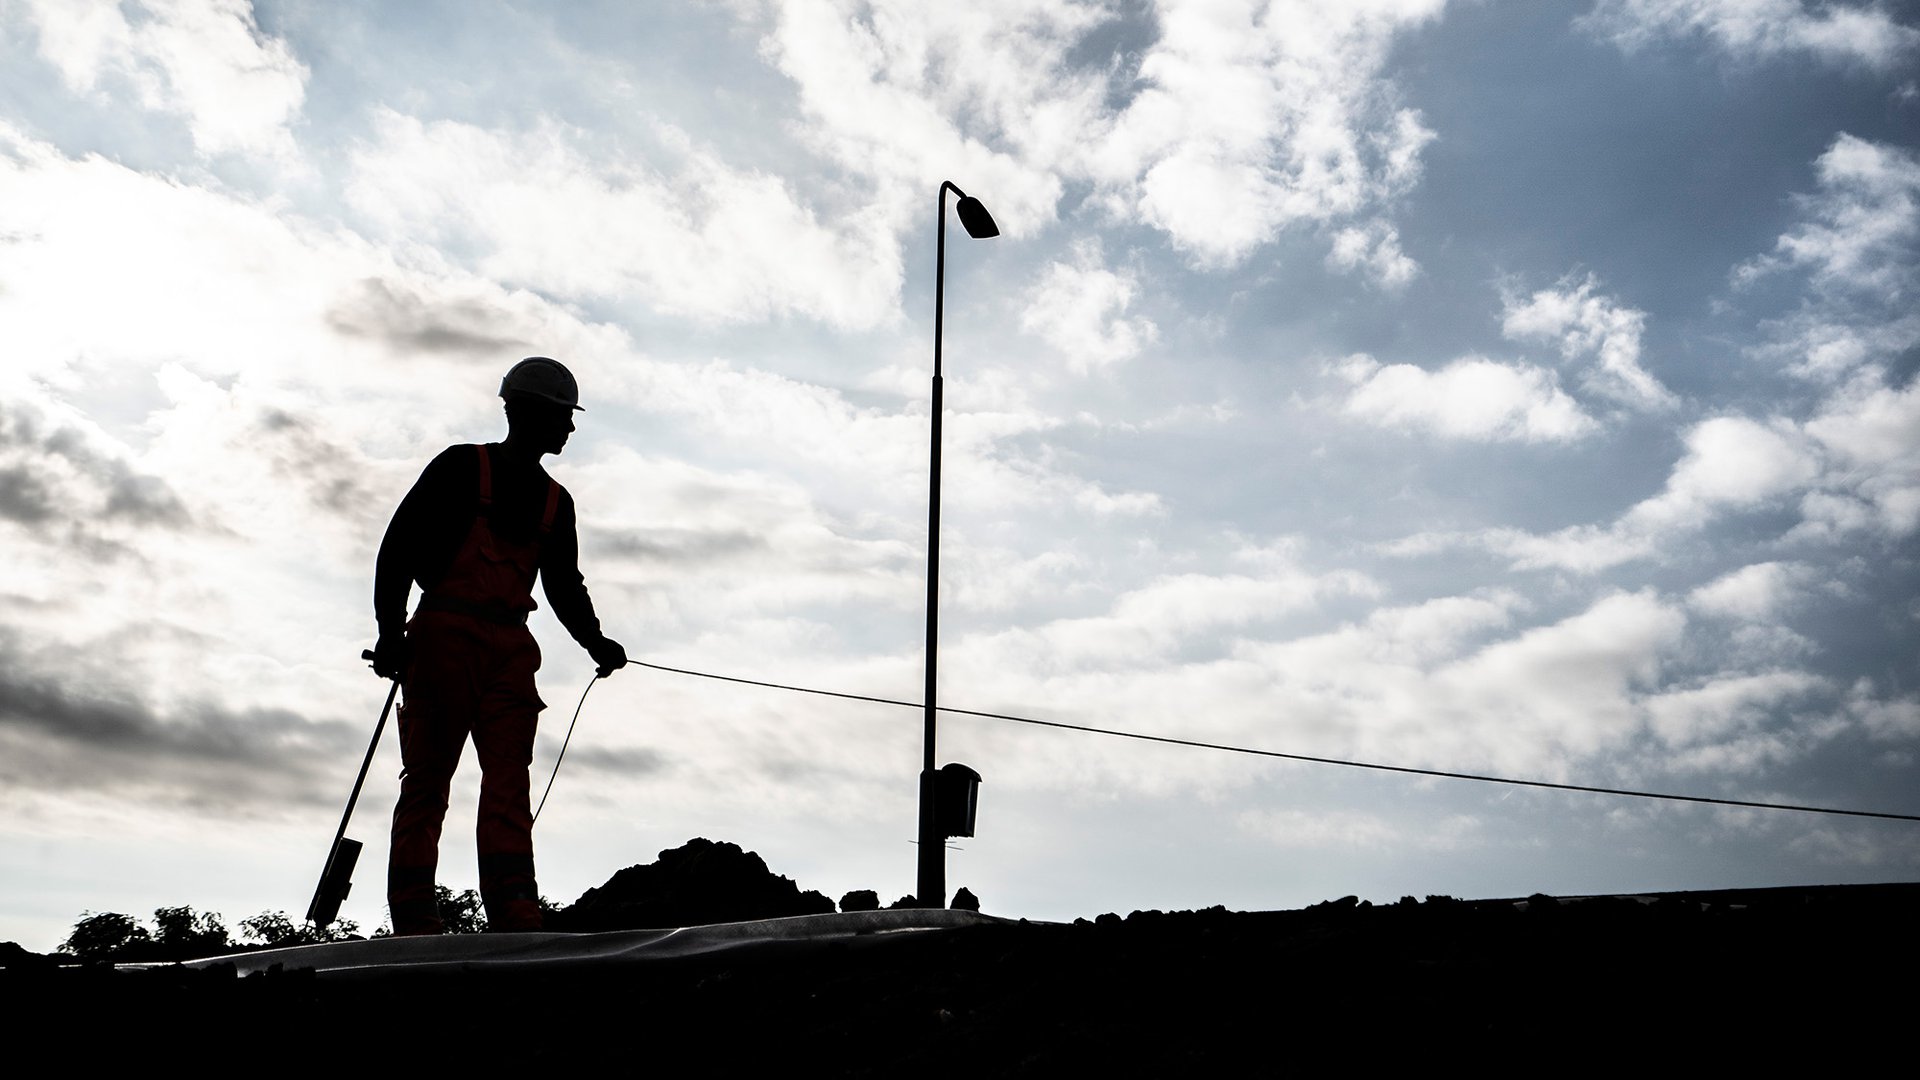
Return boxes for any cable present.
[533,674,598,823]
[629,659,1920,825]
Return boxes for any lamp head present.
[955,196,999,239]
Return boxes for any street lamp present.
[918,180,998,908]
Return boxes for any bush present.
[238,910,361,947]
[839,889,880,913]
[60,911,150,961]
[437,886,487,934]
[153,905,228,955]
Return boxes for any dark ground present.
[4,882,1915,1073]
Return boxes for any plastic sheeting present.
[152,908,1007,978]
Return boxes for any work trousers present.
[388,609,546,934]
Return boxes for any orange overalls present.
[388,445,560,935]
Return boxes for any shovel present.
[304,650,398,930]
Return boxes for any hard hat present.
[499,356,583,411]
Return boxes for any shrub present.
[60,911,149,961]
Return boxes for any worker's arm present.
[371,447,469,678]
[542,490,627,676]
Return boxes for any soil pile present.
[549,837,836,931]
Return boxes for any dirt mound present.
[549,837,835,931]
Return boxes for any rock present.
[950,887,980,912]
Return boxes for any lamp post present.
[918,180,998,908]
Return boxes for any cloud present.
[0,119,1166,675]
[1091,0,1442,266]
[1583,0,1920,71]
[539,743,671,779]
[23,0,308,160]
[1845,678,1920,741]
[957,555,1381,675]
[0,627,355,808]
[1739,134,1920,301]
[1384,415,1822,573]
[1687,561,1814,621]
[607,351,1164,522]
[1502,275,1674,410]
[345,110,903,330]
[1237,808,1481,851]
[966,583,1852,792]
[1393,393,1912,573]
[1751,311,1920,382]
[323,277,537,358]
[1738,135,1920,383]
[757,0,1444,270]
[1326,219,1419,288]
[0,120,616,397]
[1642,670,1827,752]
[562,447,923,621]
[0,395,195,546]
[1328,353,1599,442]
[1021,589,1685,786]
[584,523,769,566]
[1795,376,1920,539]
[1624,415,1819,532]
[1430,525,1660,574]
[1019,239,1158,373]
[1430,590,1685,769]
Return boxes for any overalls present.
[388,444,560,934]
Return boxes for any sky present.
[1,0,1917,951]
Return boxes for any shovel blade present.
[305,835,362,929]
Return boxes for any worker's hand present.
[370,632,410,681]
[589,636,627,678]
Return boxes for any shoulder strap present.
[540,481,560,536]
[476,444,493,509]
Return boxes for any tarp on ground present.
[154,908,1006,977]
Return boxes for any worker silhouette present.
[371,357,627,935]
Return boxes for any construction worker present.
[370,357,627,935]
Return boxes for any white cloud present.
[1385,415,1823,573]
[24,0,308,160]
[1625,415,1820,532]
[1739,136,1920,383]
[754,0,1103,239]
[1796,376,1920,539]
[1846,679,1920,740]
[1583,0,1920,71]
[1643,671,1826,763]
[1327,219,1419,288]
[1738,134,1920,302]
[757,0,1444,270]
[1687,562,1814,621]
[1019,239,1158,373]
[1503,275,1674,409]
[961,558,1381,674]
[345,111,902,330]
[1431,590,1686,769]
[1200,590,1688,782]
[1751,311,1920,381]
[1329,353,1599,442]
[1393,391,1911,573]
[944,587,1705,795]
[565,446,924,622]
[1475,525,1659,574]
[1093,0,1442,265]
